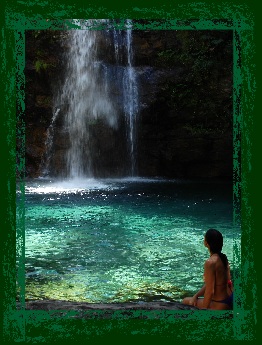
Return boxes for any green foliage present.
[34,59,49,73]
[34,49,57,73]
[29,30,60,73]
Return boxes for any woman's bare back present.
[206,254,231,303]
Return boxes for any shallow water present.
[17,177,240,303]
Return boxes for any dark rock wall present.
[22,28,233,179]
[132,29,233,178]
[23,30,65,177]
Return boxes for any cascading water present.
[111,20,139,176]
[123,20,139,176]
[42,19,139,179]
[60,21,118,179]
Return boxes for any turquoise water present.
[17,177,240,303]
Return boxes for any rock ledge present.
[20,300,233,319]
[24,299,197,311]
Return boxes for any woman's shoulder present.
[208,254,221,263]
[205,255,221,268]
[204,257,217,269]
[205,254,226,272]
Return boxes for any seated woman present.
[182,228,233,310]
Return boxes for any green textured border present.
[1,0,259,343]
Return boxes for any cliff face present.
[22,27,233,179]
[23,30,64,177]
[133,30,233,178]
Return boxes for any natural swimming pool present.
[17,177,240,303]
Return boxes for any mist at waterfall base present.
[21,177,239,303]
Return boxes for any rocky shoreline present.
[20,300,233,319]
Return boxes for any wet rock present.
[21,300,233,319]
[23,300,198,311]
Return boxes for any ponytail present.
[217,252,228,268]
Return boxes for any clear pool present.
[16,177,240,303]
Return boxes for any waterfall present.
[112,20,139,176]
[123,20,139,176]
[62,22,118,179]
[42,19,139,179]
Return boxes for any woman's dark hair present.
[205,229,228,268]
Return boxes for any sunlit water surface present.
[17,177,240,303]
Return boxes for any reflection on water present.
[17,178,240,303]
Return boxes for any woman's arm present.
[189,285,206,306]
[193,285,206,299]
